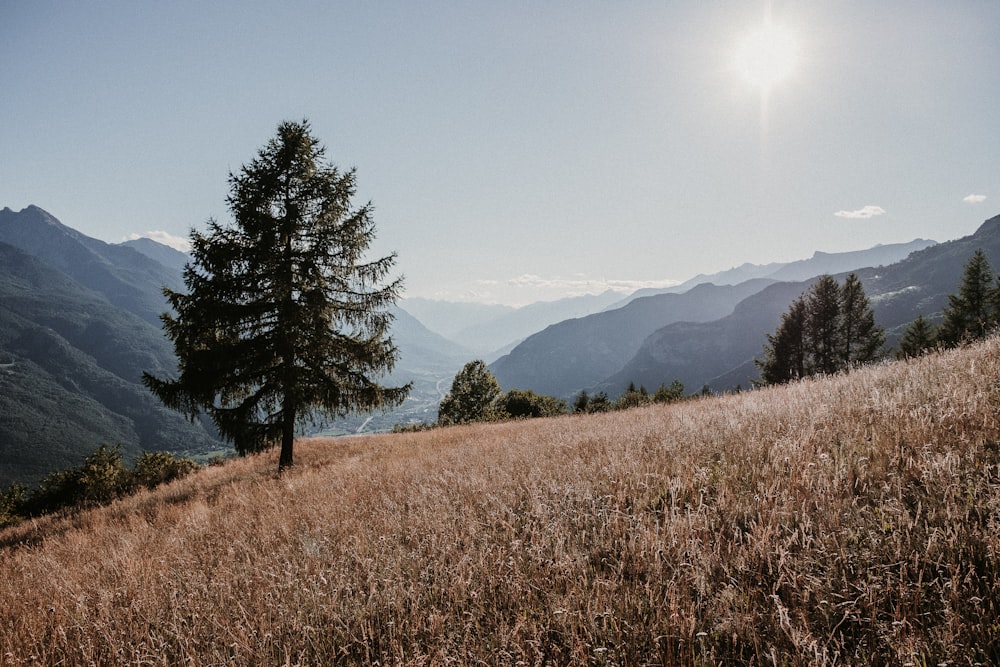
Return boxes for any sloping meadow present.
[3,339,1000,665]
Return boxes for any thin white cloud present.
[124,231,191,252]
[498,273,680,295]
[834,205,886,220]
[963,193,987,204]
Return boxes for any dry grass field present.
[3,338,1000,665]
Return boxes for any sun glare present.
[734,20,799,91]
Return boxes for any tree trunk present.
[278,406,295,472]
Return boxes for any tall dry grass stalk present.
[3,339,1000,665]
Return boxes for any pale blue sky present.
[2,1,998,305]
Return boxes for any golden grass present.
[3,339,1000,665]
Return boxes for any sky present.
[2,1,999,306]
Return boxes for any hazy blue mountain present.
[400,298,514,341]
[601,215,1000,396]
[489,280,776,398]
[601,281,820,395]
[451,291,627,357]
[609,238,936,309]
[403,291,627,358]
[120,237,191,273]
[0,206,182,326]
[0,241,220,487]
[766,240,937,282]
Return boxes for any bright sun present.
[734,20,799,91]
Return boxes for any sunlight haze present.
[2,1,997,305]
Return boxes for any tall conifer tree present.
[805,275,843,375]
[938,249,995,345]
[144,120,409,471]
[896,315,936,358]
[840,272,885,364]
[758,273,884,385]
[757,295,807,384]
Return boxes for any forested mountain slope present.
[0,242,219,486]
[489,280,775,397]
[603,213,1000,396]
[0,206,183,326]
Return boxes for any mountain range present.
[599,219,1000,398]
[489,237,941,399]
[0,237,219,487]
[607,239,936,308]
[4,203,996,487]
[0,206,468,484]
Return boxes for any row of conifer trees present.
[758,250,1000,385]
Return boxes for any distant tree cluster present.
[573,380,691,414]
[898,249,1000,357]
[434,361,695,427]
[436,361,567,425]
[0,445,198,529]
[757,273,885,385]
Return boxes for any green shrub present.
[653,380,686,403]
[499,389,567,419]
[28,444,129,513]
[131,451,199,489]
[0,483,27,529]
[10,445,200,525]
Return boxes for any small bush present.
[6,444,200,525]
[131,452,199,490]
[28,444,130,514]
[499,389,567,419]
[0,483,27,530]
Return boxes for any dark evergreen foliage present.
[840,273,885,364]
[757,273,885,384]
[653,380,686,403]
[938,249,996,346]
[1,445,199,528]
[144,121,409,470]
[896,315,937,359]
[807,275,844,375]
[499,389,567,419]
[759,295,808,384]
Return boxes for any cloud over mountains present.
[834,205,886,220]
[124,231,191,252]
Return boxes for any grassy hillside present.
[3,339,1000,664]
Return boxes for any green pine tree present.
[144,120,410,471]
[840,273,885,365]
[757,295,808,384]
[938,249,995,346]
[896,315,937,358]
[806,275,843,375]
[758,273,883,385]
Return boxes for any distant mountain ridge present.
[403,291,627,358]
[489,280,776,398]
[489,228,988,400]
[612,238,936,307]
[0,240,220,486]
[0,206,184,326]
[596,215,1000,398]
[121,237,191,273]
